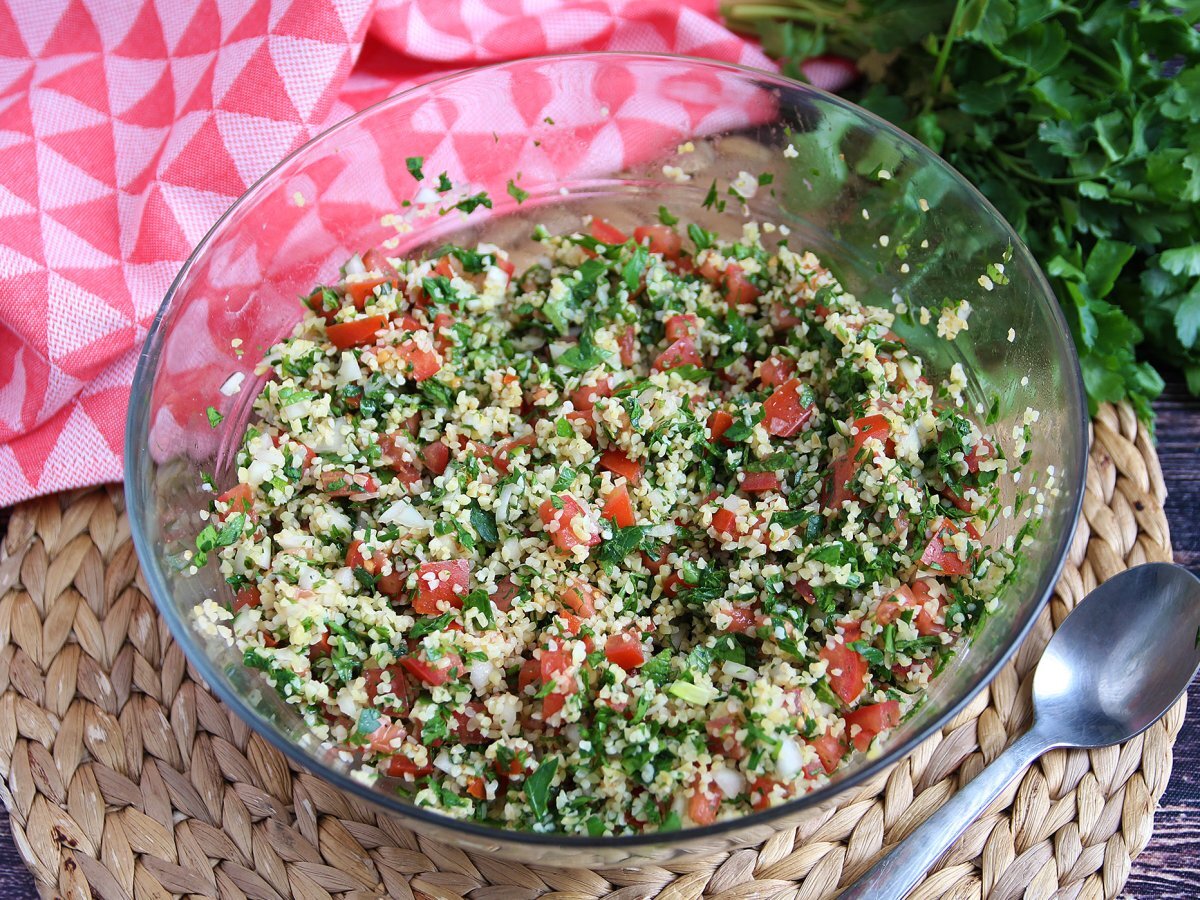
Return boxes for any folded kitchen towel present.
[0,0,846,506]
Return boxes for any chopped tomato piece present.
[344,276,389,309]
[364,664,410,707]
[808,732,849,775]
[653,336,702,372]
[688,783,722,825]
[795,579,815,604]
[697,254,723,282]
[387,755,433,778]
[591,219,627,244]
[664,313,697,342]
[571,376,611,411]
[233,586,261,612]
[517,658,541,696]
[874,584,916,626]
[602,484,636,528]
[965,438,994,473]
[844,701,901,752]
[920,519,973,576]
[723,605,759,634]
[771,302,803,329]
[327,315,385,349]
[495,432,536,474]
[558,610,586,635]
[740,471,781,493]
[819,637,868,705]
[466,776,487,800]
[377,567,407,599]
[496,257,515,283]
[757,355,797,387]
[431,312,455,355]
[641,545,668,574]
[823,455,856,508]
[542,691,567,723]
[377,433,422,485]
[619,326,638,366]
[538,494,600,553]
[605,631,646,670]
[537,648,576,723]
[434,256,457,279]
[422,440,450,475]
[345,539,384,573]
[492,576,520,612]
[633,224,682,260]
[399,649,463,686]
[706,717,745,760]
[217,483,255,520]
[366,722,406,754]
[750,777,792,811]
[707,410,734,443]
[877,580,945,635]
[362,247,399,280]
[450,703,488,744]
[711,508,741,540]
[413,559,471,613]
[561,579,598,618]
[723,265,760,304]
[396,339,442,382]
[850,414,892,460]
[661,569,689,597]
[599,449,642,484]
[319,471,379,497]
[762,378,814,438]
[309,629,332,658]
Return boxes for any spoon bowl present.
[843,562,1200,899]
[1033,562,1200,749]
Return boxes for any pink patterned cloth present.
[0,0,835,505]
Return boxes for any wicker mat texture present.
[0,401,1181,900]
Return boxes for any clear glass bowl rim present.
[125,50,1089,850]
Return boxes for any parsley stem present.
[925,0,968,112]
[720,1,840,25]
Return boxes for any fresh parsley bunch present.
[724,0,1200,420]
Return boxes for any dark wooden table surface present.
[0,385,1196,898]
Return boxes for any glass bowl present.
[125,53,1087,868]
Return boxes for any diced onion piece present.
[343,253,366,276]
[496,482,517,523]
[337,351,362,384]
[379,499,431,529]
[776,737,805,779]
[668,680,718,705]
[713,767,746,797]
[722,661,758,682]
[469,660,494,693]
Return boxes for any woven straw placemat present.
[0,401,1180,900]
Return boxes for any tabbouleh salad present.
[193,211,1038,835]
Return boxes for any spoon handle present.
[839,728,1056,899]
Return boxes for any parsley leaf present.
[410,613,453,639]
[405,156,424,181]
[525,756,558,820]
[731,0,1200,420]
[206,406,224,428]
[506,179,529,204]
[455,192,493,214]
[470,502,499,545]
[598,525,664,568]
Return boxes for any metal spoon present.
[841,562,1200,900]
